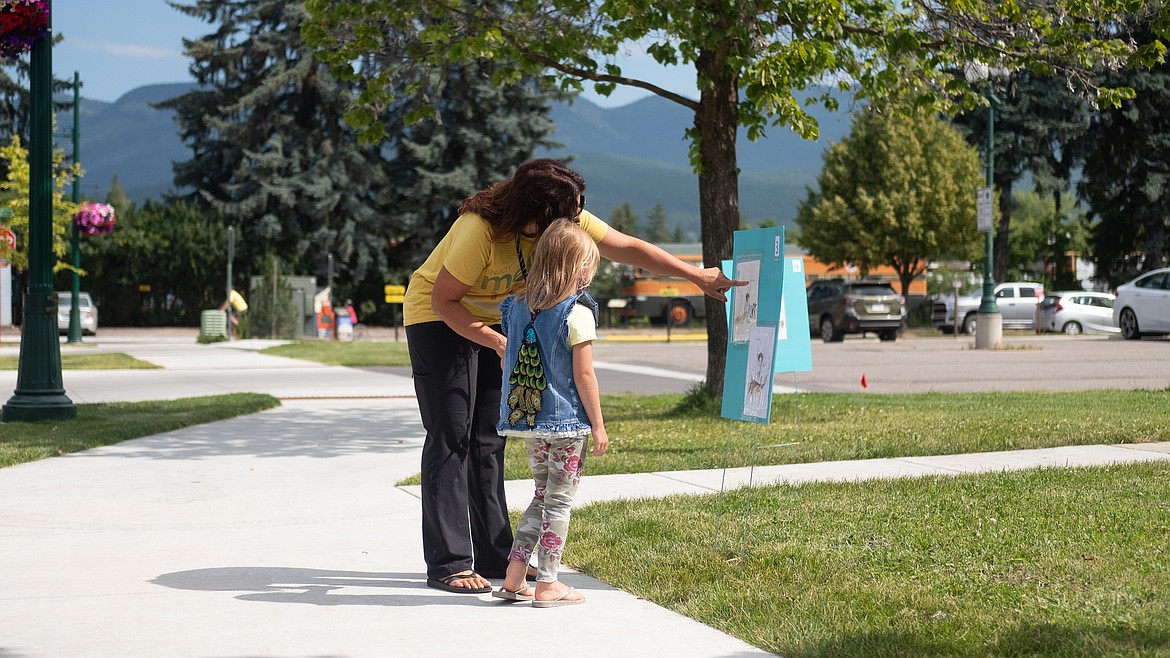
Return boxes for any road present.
[590,333,1170,394]
[6,329,1167,399]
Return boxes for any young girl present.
[492,218,609,607]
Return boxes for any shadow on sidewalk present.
[152,566,602,608]
[152,567,472,607]
[85,404,425,461]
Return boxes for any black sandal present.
[426,571,491,594]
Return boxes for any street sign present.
[0,227,15,252]
[977,187,993,233]
[384,284,405,304]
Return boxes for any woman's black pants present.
[406,321,512,580]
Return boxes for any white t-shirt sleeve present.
[566,304,597,346]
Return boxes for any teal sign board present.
[720,227,785,424]
[722,256,813,375]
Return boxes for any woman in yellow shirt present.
[405,158,741,594]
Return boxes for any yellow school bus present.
[612,243,926,326]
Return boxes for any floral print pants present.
[508,434,588,582]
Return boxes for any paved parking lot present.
[591,333,1170,394]
[8,327,1166,396]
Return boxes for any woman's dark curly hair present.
[459,158,586,242]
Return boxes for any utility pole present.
[975,90,1003,349]
[67,71,82,344]
[226,226,235,339]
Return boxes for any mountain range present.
[58,83,856,236]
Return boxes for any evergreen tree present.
[105,175,133,214]
[0,51,73,182]
[0,63,32,154]
[1078,42,1170,284]
[160,2,556,323]
[950,74,1092,283]
[645,203,671,243]
[607,203,639,235]
[159,0,394,297]
[386,61,558,290]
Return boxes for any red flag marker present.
[861,374,868,389]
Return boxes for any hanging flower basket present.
[73,203,116,237]
[0,1,50,60]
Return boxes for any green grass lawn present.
[1,370,1163,654]
[568,462,1170,657]
[0,393,280,467]
[0,353,160,370]
[398,389,1170,485]
[261,340,410,366]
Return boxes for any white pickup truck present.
[931,282,1045,334]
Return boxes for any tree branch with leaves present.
[305,0,1166,395]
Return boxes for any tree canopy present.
[160,0,557,319]
[304,0,1167,394]
[949,72,1093,283]
[0,135,79,272]
[1078,36,1170,284]
[159,0,397,297]
[797,110,984,296]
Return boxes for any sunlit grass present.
[0,353,160,370]
[569,463,1170,657]
[0,393,280,467]
[261,340,410,367]
[395,389,1170,485]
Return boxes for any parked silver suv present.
[56,291,98,336]
[807,279,905,342]
[932,282,1044,334]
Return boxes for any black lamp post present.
[4,0,77,421]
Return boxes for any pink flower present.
[72,203,116,236]
[539,531,562,551]
[564,455,581,474]
[0,1,50,59]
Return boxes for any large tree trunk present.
[694,60,740,398]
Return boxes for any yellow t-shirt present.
[567,303,597,346]
[404,210,609,326]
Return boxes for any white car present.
[1039,291,1118,335]
[1113,268,1170,340]
[56,291,98,336]
[931,281,1045,334]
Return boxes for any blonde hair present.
[522,218,599,312]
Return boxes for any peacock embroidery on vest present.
[506,317,546,427]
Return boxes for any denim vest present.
[496,292,599,438]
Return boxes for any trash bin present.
[336,310,353,342]
[200,310,228,339]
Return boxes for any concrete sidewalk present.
[2,338,1168,657]
[0,398,773,658]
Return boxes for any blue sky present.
[51,1,696,108]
